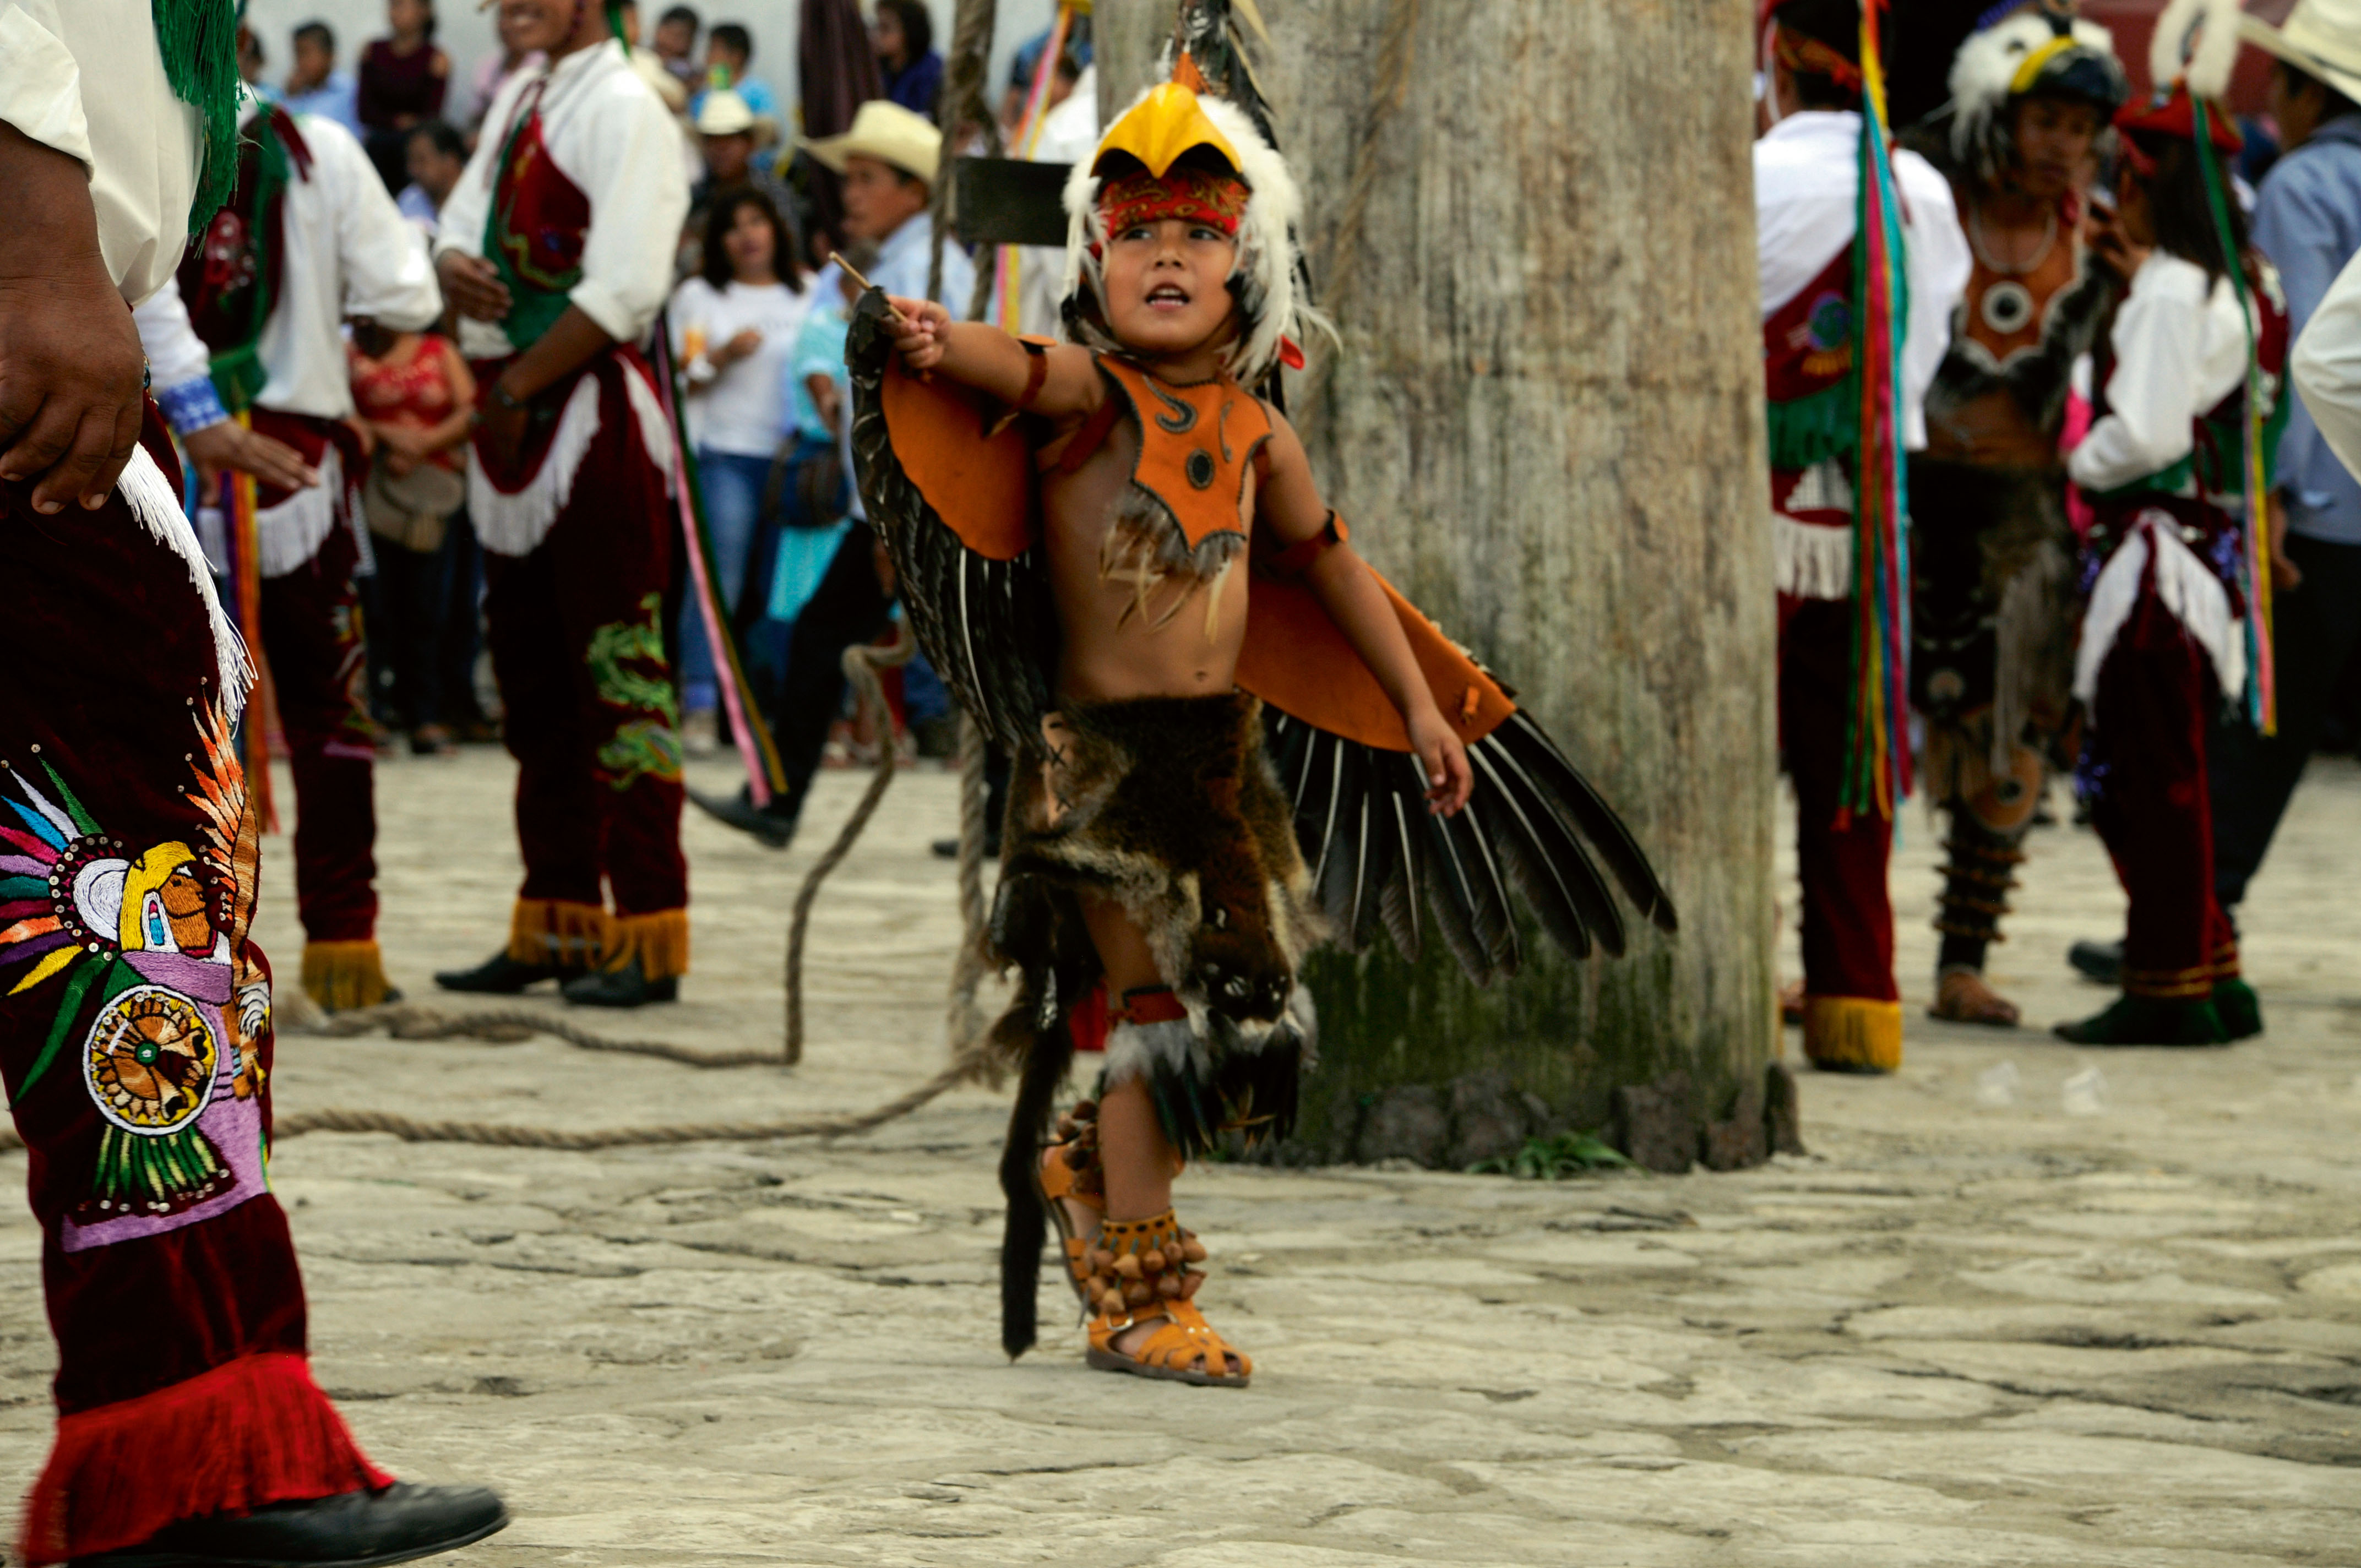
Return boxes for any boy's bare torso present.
[1040,385,1258,706]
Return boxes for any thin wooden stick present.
[831,252,912,325]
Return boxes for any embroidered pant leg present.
[2208,533,2361,911]
[0,432,385,1564]
[2086,592,2226,999]
[1779,597,1899,1004]
[546,416,687,958]
[257,526,377,944]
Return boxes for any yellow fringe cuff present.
[508,899,611,968]
[300,940,393,1014]
[1802,995,1903,1073]
[607,908,690,981]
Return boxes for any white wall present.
[243,1,1057,130]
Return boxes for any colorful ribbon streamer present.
[2190,97,2277,736]
[1836,0,1913,829]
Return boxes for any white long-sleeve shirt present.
[1754,111,1971,451]
[434,41,690,361]
[0,0,201,304]
[132,275,230,436]
[2291,244,2361,485]
[2067,251,2250,496]
[248,107,442,420]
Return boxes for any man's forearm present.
[496,306,614,402]
[0,122,105,291]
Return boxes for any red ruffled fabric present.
[18,1351,391,1565]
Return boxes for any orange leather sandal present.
[1080,1209,1249,1388]
[1036,1099,1106,1314]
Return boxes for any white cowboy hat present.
[695,87,756,136]
[799,99,941,183]
[2241,0,2361,106]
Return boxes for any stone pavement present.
[3,747,2359,1566]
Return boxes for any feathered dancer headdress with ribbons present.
[2123,0,2277,733]
[1763,0,1914,827]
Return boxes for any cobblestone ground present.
[3,746,2359,1566]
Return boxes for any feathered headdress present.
[1058,79,1318,387]
[1947,6,2126,182]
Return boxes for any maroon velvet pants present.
[480,366,688,935]
[1,418,383,1563]
[2085,590,2240,998]
[258,514,378,944]
[1779,595,1898,1004]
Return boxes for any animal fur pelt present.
[1928,263,2119,436]
[987,692,1321,1359]
[2151,0,2240,100]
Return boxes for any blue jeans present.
[681,447,773,715]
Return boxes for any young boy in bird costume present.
[852,69,1673,1386]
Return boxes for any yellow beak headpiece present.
[1090,83,1242,179]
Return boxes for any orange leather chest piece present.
[1095,356,1273,549]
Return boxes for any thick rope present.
[785,620,917,1064]
[929,0,1005,304]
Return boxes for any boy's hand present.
[1407,707,1473,816]
[883,295,950,373]
[181,422,318,493]
[437,252,512,323]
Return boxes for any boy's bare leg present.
[1060,894,1241,1374]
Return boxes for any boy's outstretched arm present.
[883,296,1105,420]
[1258,411,1473,815]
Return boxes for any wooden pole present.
[1098,0,1780,1169]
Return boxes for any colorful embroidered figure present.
[0,707,273,1252]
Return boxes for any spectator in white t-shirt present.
[667,188,812,753]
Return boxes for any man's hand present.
[883,296,950,373]
[0,124,145,514]
[2270,492,2305,592]
[1406,706,1474,817]
[181,422,319,493]
[437,251,512,323]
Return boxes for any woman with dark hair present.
[2059,39,2290,1047]
[358,0,449,193]
[874,0,943,116]
[667,189,812,753]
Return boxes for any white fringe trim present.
[255,446,340,579]
[1775,511,1855,601]
[466,358,677,559]
[117,447,255,722]
[2071,508,2246,726]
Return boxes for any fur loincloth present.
[987,691,1324,1156]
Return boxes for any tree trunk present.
[1098,1,1780,1171]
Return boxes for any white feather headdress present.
[1058,87,1313,388]
[2150,0,2241,99]
[1947,10,2124,177]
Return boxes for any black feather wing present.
[1261,696,1677,987]
[846,290,1057,758]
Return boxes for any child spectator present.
[284,20,363,135]
[695,21,780,136]
[351,324,477,754]
[874,0,943,117]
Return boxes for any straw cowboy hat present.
[800,99,942,183]
[2241,0,2361,105]
[694,88,757,137]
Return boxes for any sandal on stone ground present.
[1036,1100,1106,1314]
[1929,968,2020,1027]
[1079,1210,1247,1387]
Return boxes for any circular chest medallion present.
[1981,280,2036,337]
[83,986,219,1136]
[1807,292,1853,352]
[1185,449,1217,489]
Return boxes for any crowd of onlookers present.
[238,2,1090,801]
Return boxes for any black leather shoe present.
[73,1481,508,1566]
[2067,939,2124,987]
[561,955,678,1008]
[433,949,572,994]
[688,785,798,848]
